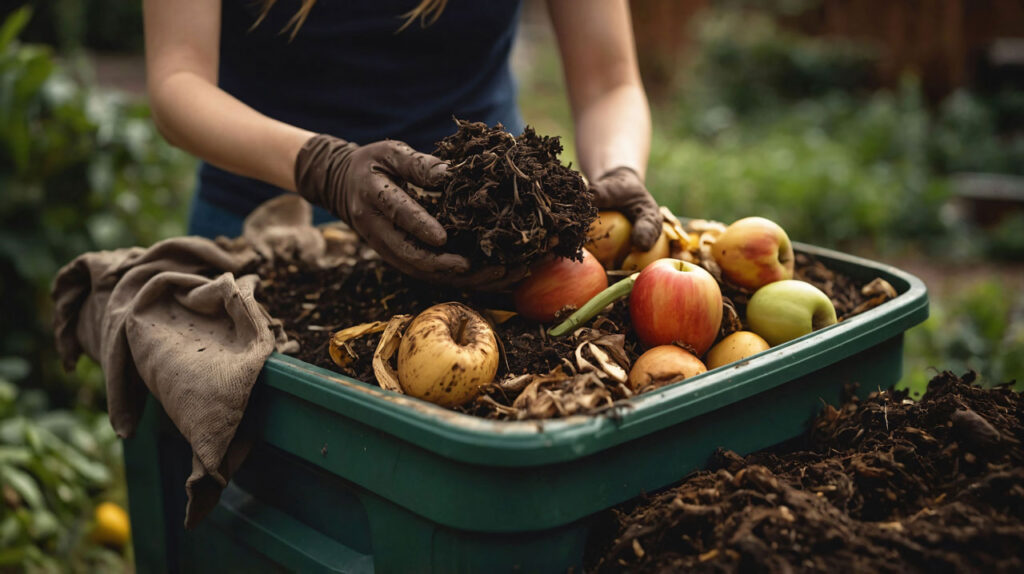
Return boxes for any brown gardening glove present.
[588,166,662,250]
[294,134,521,290]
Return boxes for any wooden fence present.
[629,0,1024,99]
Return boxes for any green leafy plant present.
[684,10,876,116]
[648,81,950,250]
[901,280,1024,397]
[930,89,1024,177]
[0,358,128,572]
[0,6,195,408]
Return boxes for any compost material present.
[589,371,1024,573]
[424,119,596,267]
[257,251,878,421]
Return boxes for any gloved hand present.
[294,134,522,290]
[588,166,662,251]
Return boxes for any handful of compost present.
[423,120,597,269]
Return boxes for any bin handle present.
[207,482,374,573]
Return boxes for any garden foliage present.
[0,7,194,408]
[904,281,1024,395]
[0,363,126,572]
[645,10,1023,254]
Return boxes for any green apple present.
[746,280,837,346]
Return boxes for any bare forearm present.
[573,82,650,182]
[547,0,651,183]
[149,72,314,191]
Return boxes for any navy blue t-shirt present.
[200,0,525,215]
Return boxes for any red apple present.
[629,258,723,354]
[712,217,794,290]
[514,249,609,323]
[586,211,633,269]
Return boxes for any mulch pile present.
[425,119,596,267]
[588,371,1024,573]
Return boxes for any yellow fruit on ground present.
[705,331,771,369]
[92,501,130,548]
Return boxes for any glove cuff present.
[293,134,359,223]
[598,165,644,184]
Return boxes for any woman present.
[144,0,661,288]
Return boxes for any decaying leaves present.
[511,368,615,419]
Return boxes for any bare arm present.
[143,0,314,191]
[546,0,651,181]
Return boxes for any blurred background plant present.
[0,364,128,571]
[1,4,191,569]
[903,280,1024,396]
[1,0,1022,568]
[1,6,192,407]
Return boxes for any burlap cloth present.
[52,195,355,528]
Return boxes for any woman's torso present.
[199,0,525,216]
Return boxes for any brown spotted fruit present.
[397,302,498,408]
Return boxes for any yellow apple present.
[705,331,771,369]
[586,211,633,269]
[397,303,499,407]
[621,231,670,271]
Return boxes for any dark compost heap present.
[588,371,1024,573]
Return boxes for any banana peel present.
[328,321,389,368]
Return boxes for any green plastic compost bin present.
[123,243,928,573]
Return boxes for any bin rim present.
[261,242,929,467]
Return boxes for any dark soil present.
[588,371,1024,573]
[256,251,881,420]
[425,119,596,267]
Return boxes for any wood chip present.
[699,549,720,562]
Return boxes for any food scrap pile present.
[425,119,596,267]
[589,371,1024,573]
[256,242,884,421]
